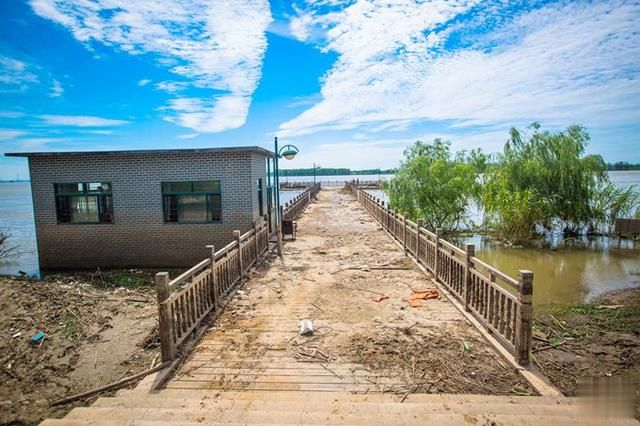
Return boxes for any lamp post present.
[273,137,299,256]
[313,163,321,185]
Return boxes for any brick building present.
[5,146,275,269]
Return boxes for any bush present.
[383,139,481,231]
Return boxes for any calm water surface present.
[2,172,639,307]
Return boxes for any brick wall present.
[28,150,268,269]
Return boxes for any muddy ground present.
[0,270,163,425]
[533,287,640,419]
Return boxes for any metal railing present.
[347,183,533,365]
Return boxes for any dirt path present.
[169,188,531,395]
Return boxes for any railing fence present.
[155,183,321,362]
[347,183,533,365]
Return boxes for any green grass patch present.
[536,303,640,339]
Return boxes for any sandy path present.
[169,188,530,395]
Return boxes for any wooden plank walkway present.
[42,188,639,425]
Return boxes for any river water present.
[1,172,639,307]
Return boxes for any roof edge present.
[5,145,275,158]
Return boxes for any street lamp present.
[273,137,299,255]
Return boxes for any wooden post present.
[515,270,534,365]
[253,221,259,264]
[155,272,175,362]
[206,245,217,308]
[434,228,442,279]
[488,273,496,334]
[263,214,269,252]
[464,243,475,312]
[402,216,407,251]
[381,201,386,230]
[416,219,423,263]
[234,230,243,278]
[277,206,283,256]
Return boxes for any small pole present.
[416,219,423,263]
[402,216,407,252]
[464,243,475,311]
[253,221,259,265]
[234,230,243,278]
[155,272,175,362]
[206,244,217,307]
[515,270,534,365]
[277,206,284,256]
[434,228,442,279]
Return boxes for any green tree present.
[383,139,481,231]
[481,123,639,242]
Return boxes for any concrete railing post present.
[416,219,423,263]
[515,270,534,365]
[155,272,175,362]
[464,243,475,311]
[434,228,443,279]
[206,244,218,308]
[234,230,242,277]
[402,216,407,252]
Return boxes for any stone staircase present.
[42,389,638,425]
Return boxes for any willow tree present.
[383,139,481,231]
[481,123,639,241]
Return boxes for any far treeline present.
[279,168,396,177]
[607,162,640,171]
[383,123,640,244]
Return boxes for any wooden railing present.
[347,183,533,365]
[155,216,270,362]
[282,183,321,220]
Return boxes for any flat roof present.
[5,145,274,158]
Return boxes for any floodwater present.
[368,171,640,307]
[0,182,38,276]
[1,172,639,307]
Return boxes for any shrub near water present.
[382,139,481,231]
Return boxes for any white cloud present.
[84,129,113,135]
[15,138,59,150]
[137,78,151,86]
[280,1,640,138]
[155,81,188,94]
[49,79,64,97]
[0,129,26,141]
[177,133,199,139]
[38,115,129,127]
[0,111,26,118]
[0,55,40,92]
[30,0,273,133]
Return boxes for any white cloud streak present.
[0,55,40,93]
[280,1,640,138]
[38,115,129,127]
[0,129,26,141]
[49,79,64,97]
[30,0,273,133]
[137,78,151,87]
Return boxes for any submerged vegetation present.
[384,123,640,243]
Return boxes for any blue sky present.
[1,0,639,179]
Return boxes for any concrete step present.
[116,388,569,404]
[90,395,579,417]
[41,411,639,426]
